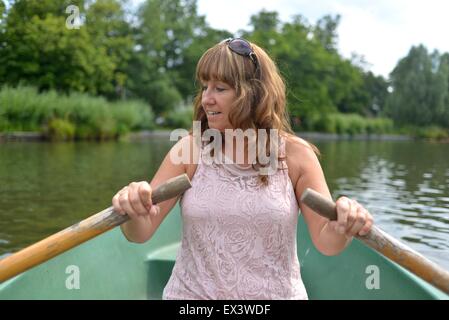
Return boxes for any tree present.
[440,53,449,127]
[386,45,449,127]
[4,0,84,20]
[126,0,185,114]
[0,0,135,97]
[0,0,125,94]
[127,0,226,114]
[313,14,341,53]
[330,57,368,115]
[240,10,284,55]
[0,1,5,19]
[245,12,335,122]
[248,9,280,33]
[172,21,232,101]
[85,0,134,98]
[241,11,374,129]
[363,71,389,116]
[0,2,102,92]
[0,1,6,57]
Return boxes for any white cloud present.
[329,2,409,76]
[326,0,449,76]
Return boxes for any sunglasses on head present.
[223,38,259,70]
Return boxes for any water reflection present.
[0,140,172,254]
[314,140,449,269]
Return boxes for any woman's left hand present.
[329,197,374,238]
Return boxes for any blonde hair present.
[192,39,318,184]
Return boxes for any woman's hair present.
[192,39,319,184]
[193,40,292,135]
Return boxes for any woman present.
[112,38,374,300]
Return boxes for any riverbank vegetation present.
[0,86,154,140]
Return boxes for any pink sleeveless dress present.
[162,136,308,300]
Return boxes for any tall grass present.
[396,125,449,140]
[0,86,154,140]
[297,113,394,135]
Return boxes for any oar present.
[300,188,449,295]
[0,174,192,283]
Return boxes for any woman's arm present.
[113,134,198,243]
[286,135,373,256]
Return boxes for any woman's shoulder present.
[282,133,321,185]
[283,133,318,159]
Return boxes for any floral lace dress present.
[162,136,308,300]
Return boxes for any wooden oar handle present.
[0,174,192,283]
[300,188,338,221]
[151,173,192,204]
[106,173,192,226]
[300,188,449,295]
[107,173,193,226]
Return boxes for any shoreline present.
[127,130,415,142]
[0,130,415,142]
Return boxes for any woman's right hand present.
[112,181,160,221]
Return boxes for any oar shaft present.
[300,188,449,295]
[0,174,191,283]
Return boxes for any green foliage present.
[0,0,447,136]
[416,126,449,140]
[85,0,134,98]
[0,0,132,97]
[126,67,182,115]
[0,85,154,139]
[313,14,341,53]
[0,1,5,18]
[244,12,371,121]
[365,117,394,134]
[0,86,51,131]
[386,45,449,128]
[45,118,76,141]
[112,100,155,134]
[295,113,393,135]
[164,107,194,129]
[126,0,231,114]
[363,71,389,116]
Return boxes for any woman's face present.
[201,79,237,131]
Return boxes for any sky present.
[131,0,449,78]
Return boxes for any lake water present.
[1,136,448,270]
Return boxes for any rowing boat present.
[0,205,447,299]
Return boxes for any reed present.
[0,85,154,140]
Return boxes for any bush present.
[112,100,155,133]
[346,114,366,135]
[295,112,395,135]
[45,118,75,141]
[415,126,449,140]
[164,107,194,129]
[366,118,394,134]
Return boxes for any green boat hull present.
[1,205,447,300]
